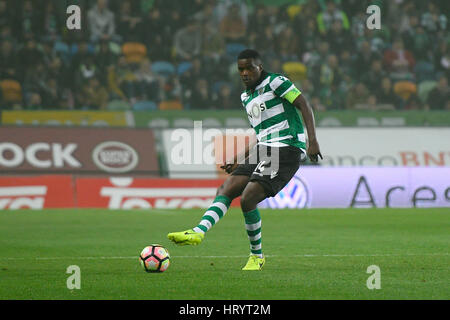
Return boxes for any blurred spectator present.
[42,1,62,42]
[74,55,98,89]
[361,59,388,92]
[426,76,449,110]
[421,2,447,35]
[190,78,211,109]
[133,59,160,102]
[213,83,236,110]
[320,54,343,91]
[346,83,370,109]
[17,37,43,77]
[27,92,43,110]
[316,1,350,35]
[326,20,353,55]
[434,41,449,78]
[88,0,117,43]
[354,41,381,79]
[173,18,202,61]
[276,26,300,62]
[383,38,416,81]
[0,0,11,31]
[201,22,225,63]
[95,40,117,81]
[193,2,217,26]
[78,76,109,110]
[219,4,246,42]
[141,7,171,61]
[0,39,17,79]
[117,1,142,41]
[375,77,403,109]
[16,0,41,40]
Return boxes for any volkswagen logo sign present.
[259,176,311,209]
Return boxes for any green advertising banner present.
[1,110,450,128]
[132,110,450,128]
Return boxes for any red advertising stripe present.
[0,175,74,209]
[76,177,240,209]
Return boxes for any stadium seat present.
[286,4,302,20]
[226,43,247,61]
[53,41,70,63]
[70,43,95,55]
[414,61,435,83]
[212,81,230,94]
[159,100,183,110]
[132,101,158,111]
[282,62,307,81]
[152,61,176,77]
[0,80,22,103]
[106,99,131,110]
[417,80,437,103]
[132,100,157,111]
[122,42,147,63]
[177,61,193,75]
[109,42,122,55]
[393,81,417,100]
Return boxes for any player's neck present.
[247,70,268,92]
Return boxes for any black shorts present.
[231,144,303,197]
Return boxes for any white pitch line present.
[0,253,448,261]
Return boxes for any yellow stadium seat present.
[287,5,302,20]
[122,42,147,63]
[0,80,22,103]
[282,62,307,81]
[393,81,417,100]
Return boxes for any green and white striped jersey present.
[241,72,306,151]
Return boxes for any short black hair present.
[237,49,261,62]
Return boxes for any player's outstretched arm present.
[292,94,323,163]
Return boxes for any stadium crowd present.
[0,0,448,111]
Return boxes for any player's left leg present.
[240,145,303,270]
[240,181,267,270]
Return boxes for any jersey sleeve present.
[270,75,302,104]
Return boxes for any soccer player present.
[168,49,322,270]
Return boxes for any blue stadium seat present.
[177,61,193,75]
[152,61,176,77]
[212,81,230,94]
[132,100,157,111]
[225,43,246,61]
[53,41,70,63]
[414,61,435,83]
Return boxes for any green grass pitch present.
[0,208,448,300]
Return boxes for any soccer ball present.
[139,245,170,273]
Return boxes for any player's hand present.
[307,139,323,163]
[220,162,238,174]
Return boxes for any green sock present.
[193,195,231,234]
[244,208,263,258]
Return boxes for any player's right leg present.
[167,174,249,245]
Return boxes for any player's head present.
[237,49,263,89]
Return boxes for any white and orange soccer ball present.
[139,245,170,273]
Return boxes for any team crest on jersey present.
[258,87,264,95]
[251,103,261,118]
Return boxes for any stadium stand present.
[0,0,448,111]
